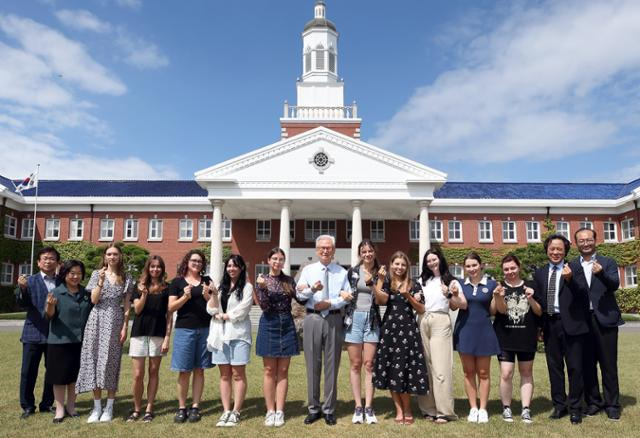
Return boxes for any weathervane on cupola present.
[280,0,362,140]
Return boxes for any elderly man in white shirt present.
[297,235,349,426]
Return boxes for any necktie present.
[322,267,330,317]
[547,265,558,315]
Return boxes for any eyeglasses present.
[577,239,595,244]
[189,259,203,264]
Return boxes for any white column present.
[210,200,224,284]
[418,200,431,274]
[279,200,292,275]
[350,200,363,266]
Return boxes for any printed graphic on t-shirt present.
[505,292,529,326]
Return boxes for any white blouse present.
[421,276,451,313]
[206,282,254,348]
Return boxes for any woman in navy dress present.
[451,251,500,424]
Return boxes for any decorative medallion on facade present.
[308,147,335,174]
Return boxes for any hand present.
[413,292,422,302]
[340,290,353,301]
[119,326,127,345]
[183,284,192,300]
[46,292,57,306]
[561,263,572,281]
[161,338,170,354]
[214,313,224,321]
[18,275,28,290]
[209,283,218,296]
[314,300,331,311]
[202,283,211,300]
[139,286,148,296]
[440,282,449,297]
[98,267,107,282]
[450,282,460,297]
[377,265,387,280]
[312,280,323,292]
[524,286,534,299]
[296,283,308,292]
[256,274,267,287]
[592,261,603,274]
[494,282,505,297]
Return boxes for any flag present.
[15,172,38,193]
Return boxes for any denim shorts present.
[211,340,251,366]
[171,327,214,371]
[344,310,379,344]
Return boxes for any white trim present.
[603,221,618,242]
[621,218,635,241]
[448,220,463,243]
[0,262,14,286]
[478,220,493,243]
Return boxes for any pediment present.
[195,127,447,185]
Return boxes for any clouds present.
[370,0,640,169]
[55,9,111,33]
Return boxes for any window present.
[21,218,34,239]
[305,220,336,241]
[410,265,420,279]
[621,218,635,241]
[526,221,541,242]
[124,218,138,240]
[448,220,462,242]
[409,219,419,241]
[100,219,115,241]
[255,264,269,282]
[449,265,463,279]
[179,219,193,240]
[478,221,492,242]
[69,219,84,240]
[603,222,617,242]
[346,220,352,242]
[315,44,324,70]
[579,221,593,230]
[502,221,517,243]
[304,49,311,73]
[18,263,31,277]
[289,220,295,241]
[45,218,60,240]
[556,221,570,239]
[4,215,17,237]
[328,49,336,73]
[624,265,638,287]
[198,219,212,241]
[223,217,232,242]
[148,219,163,241]
[257,220,271,241]
[370,220,385,242]
[430,220,443,242]
[1,263,14,285]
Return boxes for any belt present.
[547,313,562,320]
[306,308,341,316]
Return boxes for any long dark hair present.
[56,260,85,287]
[219,254,247,301]
[420,248,453,286]
[355,239,380,272]
[267,247,294,296]
[177,249,207,278]
[138,255,167,294]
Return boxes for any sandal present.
[423,414,436,421]
[174,408,188,423]
[435,416,449,424]
[404,416,415,425]
[143,412,155,423]
[126,411,141,422]
[394,418,405,425]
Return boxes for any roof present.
[304,18,336,32]
[8,180,207,197]
[0,175,16,191]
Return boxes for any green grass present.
[0,312,26,320]
[622,313,640,322]
[0,331,638,438]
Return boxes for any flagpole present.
[29,164,40,275]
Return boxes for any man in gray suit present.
[297,235,349,425]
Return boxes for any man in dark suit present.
[572,228,623,420]
[533,234,590,424]
[14,247,60,418]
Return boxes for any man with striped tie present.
[533,234,590,425]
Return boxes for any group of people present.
[15,228,623,426]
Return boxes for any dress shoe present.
[52,417,64,424]
[605,409,621,421]
[324,413,337,425]
[549,408,568,419]
[570,413,582,424]
[20,408,36,419]
[304,411,323,425]
[584,405,601,416]
[40,406,56,414]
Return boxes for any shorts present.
[211,339,251,366]
[171,327,214,371]
[344,310,379,344]
[497,350,536,363]
[129,336,166,357]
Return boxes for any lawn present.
[0,330,637,438]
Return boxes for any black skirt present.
[46,343,82,385]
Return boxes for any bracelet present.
[97,283,104,288]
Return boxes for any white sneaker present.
[364,407,378,424]
[224,411,239,427]
[274,410,285,427]
[521,407,533,424]
[216,411,231,427]
[352,406,364,424]
[264,410,275,427]
[467,407,479,423]
[87,407,102,424]
[478,409,489,423]
[99,406,113,422]
[502,406,513,422]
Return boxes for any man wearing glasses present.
[296,235,349,426]
[572,228,623,421]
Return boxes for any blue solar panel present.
[7,180,207,197]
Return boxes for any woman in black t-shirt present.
[127,255,171,423]
[491,254,542,423]
[168,250,214,423]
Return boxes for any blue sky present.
[1,0,639,183]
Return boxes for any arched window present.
[315,44,325,70]
[328,48,335,73]
[305,48,311,73]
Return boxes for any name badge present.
[482,287,489,294]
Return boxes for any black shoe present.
[304,411,323,424]
[65,409,80,418]
[174,408,188,423]
[606,409,621,421]
[584,405,601,416]
[549,408,568,419]
[570,413,582,424]
[187,407,201,423]
[324,413,337,425]
[52,417,64,424]
[40,406,55,414]
[20,408,36,419]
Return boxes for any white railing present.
[283,101,358,120]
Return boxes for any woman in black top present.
[168,249,214,423]
[491,254,542,423]
[127,255,172,423]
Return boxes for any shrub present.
[618,287,640,314]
